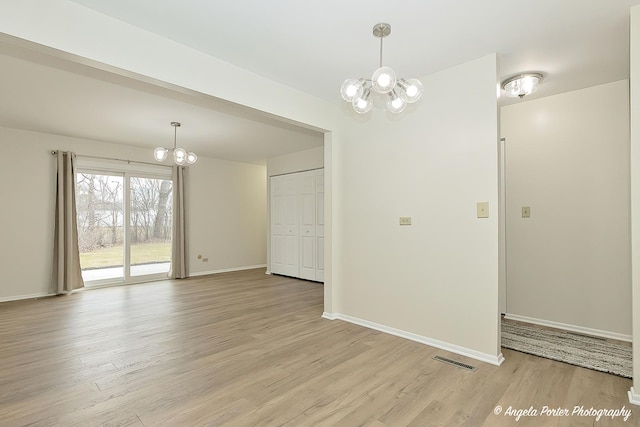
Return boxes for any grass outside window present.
[80,242,171,270]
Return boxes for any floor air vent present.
[432,355,476,371]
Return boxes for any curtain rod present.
[51,150,173,169]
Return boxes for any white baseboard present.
[504,313,632,342]
[0,292,55,303]
[629,387,640,406]
[2,265,268,301]
[189,264,267,277]
[322,312,504,366]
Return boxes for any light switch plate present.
[477,202,489,218]
[522,207,531,218]
[399,216,412,226]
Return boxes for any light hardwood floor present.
[0,269,637,426]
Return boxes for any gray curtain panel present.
[170,165,187,279]
[52,151,85,293]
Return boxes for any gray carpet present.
[501,320,632,378]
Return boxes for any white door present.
[499,138,507,314]
[315,170,325,282]
[270,175,299,277]
[299,171,316,280]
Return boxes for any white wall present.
[501,80,631,338]
[187,156,267,276]
[0,126,266,301]
[267,146,324,177]
[334,54,501,363]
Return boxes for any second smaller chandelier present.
[154,121,197,165]
[341,23,423,114]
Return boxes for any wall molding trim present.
[629,387,640,406]
[322,312,505,366]
[190,264,267,277]
[504,313,632,342]
[0,292,55,303]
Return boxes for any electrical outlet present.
[477,202,489,218]
[399,216,412,226]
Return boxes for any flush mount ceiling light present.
[501,73,543,98]
[154,121,197,165]
[340,23,423,114]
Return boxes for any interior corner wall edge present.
[501,79,631,337]
[629,3,640,390]
[335,53,500,359]
[0,126,266,300]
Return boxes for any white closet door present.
[270,174,299,277]
[298,171,316,280]
[315,170,325,282]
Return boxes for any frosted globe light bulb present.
[386,90,407,114]
[154,147,168,162]
[377,74,391,87]
[356,99,369,110]
[399,78,423,103]
[340,79,364,102]
[186,152,198,165]
[174,148,187,165]
[352,90,373,114]
[371,67,396,94]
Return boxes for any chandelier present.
[340,23,423,114]
[154,121,197,165]
[501,73,543,98]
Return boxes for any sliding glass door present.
[129,176,172,277]
[76,172,124,282]
[76,169,172,285]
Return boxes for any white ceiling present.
[1,0,640,163]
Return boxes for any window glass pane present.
[130,177,172,277]
[76,173,124,282]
